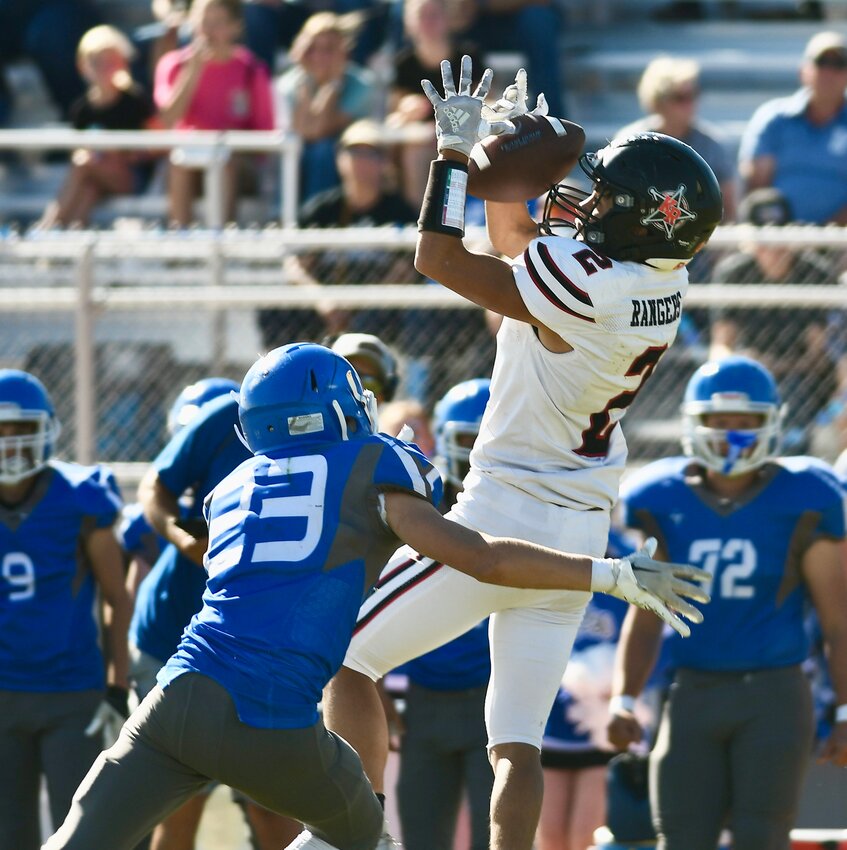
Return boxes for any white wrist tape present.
[835,704,847,723]
[590,557,617,593]
[609,694,637,715]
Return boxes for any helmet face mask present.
[237,343,378,456]
[541,132,723,268]
[0,371,61,485]
[433,379,491,489]
[681,357,783,477]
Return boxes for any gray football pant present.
[650,665,813,850]
[0,688,102,850]
[397,683,493,850]
[44,673,384,850]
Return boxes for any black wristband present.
[105,685,130,718]
[418,160,469,237]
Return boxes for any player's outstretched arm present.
[415,55,538,323]
[383,491,709,637]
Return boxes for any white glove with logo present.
[592,538,711,637]
[84,685,129,749]
[421,54,515,157]
[481,67,549,123]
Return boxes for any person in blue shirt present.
[129,374,300,850]
[608,355,847,850]
[119,377,238,603]
[388,378,493,850]
[45,343,709,850]
[0,369,130,850]
[739,30,847,224]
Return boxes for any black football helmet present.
[541,132,723,267]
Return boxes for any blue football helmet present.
[167,377,240,436]
[237,343,378,455]
[433,378,491,487]
[0,369,61,484]
[681,356,783,476]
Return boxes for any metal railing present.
[0,128,303,228]
[0,223,845,467]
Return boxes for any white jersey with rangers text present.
[455,234,688,517]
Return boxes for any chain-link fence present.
[1,225,845,479]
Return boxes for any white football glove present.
[421,54,515,157]
[596,538,711,637]
[84,685,129,749]
[481,68,549,123]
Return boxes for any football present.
[467,114,586,203]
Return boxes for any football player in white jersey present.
[323,57,723,850]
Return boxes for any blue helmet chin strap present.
[722,430,758,475]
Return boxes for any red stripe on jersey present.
[354,560,444,634]
[537,243,594,306]
[524,249,596,323]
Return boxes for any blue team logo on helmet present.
[167,377,240,436]
[433,378,491,488]
[0,369,62,484]
[237,343,378,455]
[681,356,783,476]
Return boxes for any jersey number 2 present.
[575,345,667,457]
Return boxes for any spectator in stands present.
[132,0,193,96]
[274,11,377,202]
[444,0,565,118]
[154,0,275,227]
[329,332,402,407]
[258,119,417,349]
[708,187,840,449]
[810,353,847,464]
[616,56,737,221]
[0,0,101,125]
[243,0,388,74]
[36,26,157,230]
[739,30,847,224]
[385,0,482,206]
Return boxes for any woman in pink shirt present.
[155,0,274,226]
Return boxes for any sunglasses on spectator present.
[359,374,386,398]
[666,89,699,103]
[814,53,847,70]
[345,146,385,160]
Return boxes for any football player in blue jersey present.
[128,374,300,850]
[607,355,847,850]
[120,377,239,602]
[390,379,494,850]
[0,369,131,850]
[45,343,710,850]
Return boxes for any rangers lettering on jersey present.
[630,292,682,327]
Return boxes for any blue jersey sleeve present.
[54,461,123,529]
[373,435,443,508]
[153,396,238,499]
[778,456,846,540]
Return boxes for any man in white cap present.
[739,30,847,224]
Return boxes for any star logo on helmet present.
[641,185,698,239]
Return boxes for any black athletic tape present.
[418,160,468,237]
